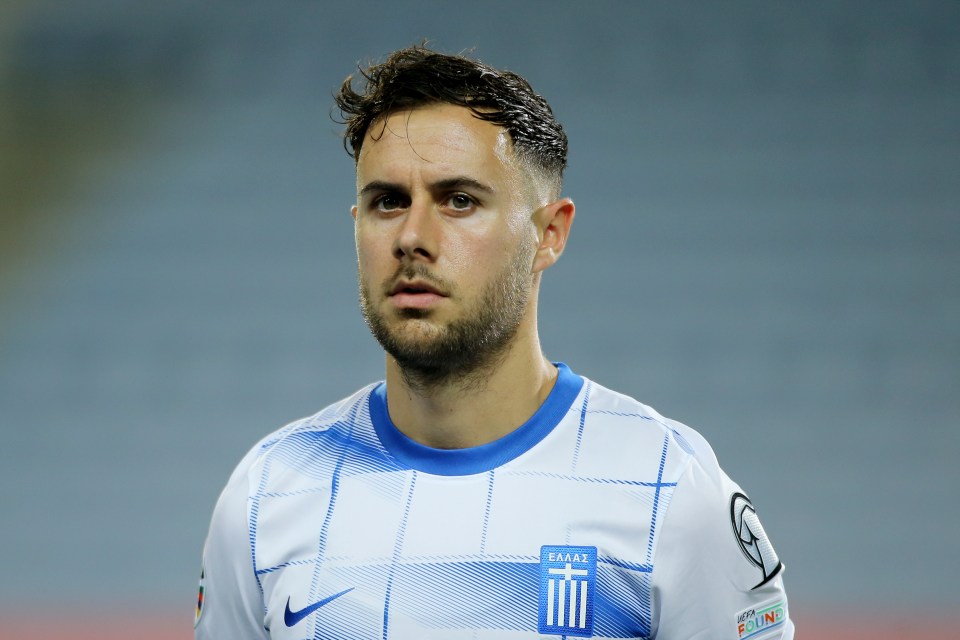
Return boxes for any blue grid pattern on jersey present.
[245,367,691,639]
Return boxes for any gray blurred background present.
[1,0,957,623]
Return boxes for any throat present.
[386,355,559,449]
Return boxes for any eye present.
[446,193,476,212]
[374,194,406,212]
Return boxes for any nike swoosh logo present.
[284,587,354,627]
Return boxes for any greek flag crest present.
[538,545,597,637]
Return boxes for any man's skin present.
[351,103,576,449]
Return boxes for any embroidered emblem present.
[538,545,597,637]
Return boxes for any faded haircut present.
[334,44,567,196]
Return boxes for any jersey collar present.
[368,362,584,476]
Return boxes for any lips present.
[389,280,444,296]
[387,279,447,309]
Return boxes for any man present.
[196,45,794,639]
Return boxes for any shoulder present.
[200,384,381,581]
[580,378,789,592]
[576,378,717,485]
[195,387,379,639]
[585,385,794,638]
[223,383,381,496]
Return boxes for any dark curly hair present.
[334,45,567,195]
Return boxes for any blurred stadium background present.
[1,1,957,638]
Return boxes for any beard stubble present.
[359,242,535,392]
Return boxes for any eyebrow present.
[358,180,401,198]
[431,176,495,195]
[358,176,495,198]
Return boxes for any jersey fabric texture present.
[196,363,794,639]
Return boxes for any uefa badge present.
[538,545,597,637]
[730,493,783,589]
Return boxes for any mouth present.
[389,280,445,297]
[387,279,447,309]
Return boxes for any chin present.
[390,319,448,347]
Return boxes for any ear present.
[532,197,575,274]
[351,204,358,221]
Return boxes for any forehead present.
[356,104,517,183]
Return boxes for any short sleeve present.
[195,446,270,640]
[650,427,795,640]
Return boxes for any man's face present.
[353,103,543,387]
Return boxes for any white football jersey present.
[196,363,794,639]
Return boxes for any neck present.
[384,322,558,449]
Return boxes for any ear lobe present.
[532,197,575,274]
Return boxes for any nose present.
[392,201,436,262]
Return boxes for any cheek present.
[355,228,389,270]
[442,234,475,274]
[446,230,525,287]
